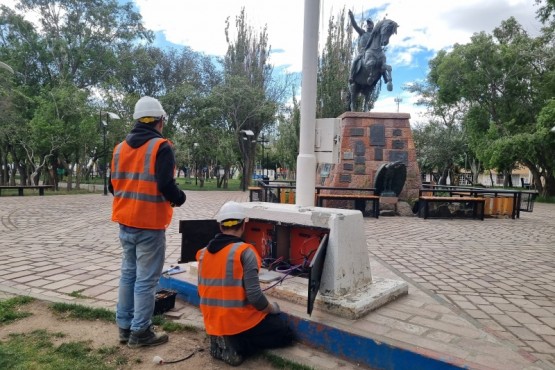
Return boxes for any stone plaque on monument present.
[392,140,405,149]
[354,165,366,175]
[340,174,352,183]
[355,156,366,164]
[355,141,365,155]
[343,163,354,171]
[320,163,332,178]
[370,125,385,146]
[343,151,354,160]
[350,128,364,136]
[374,148,383,161]
[389,151,408,165]
[393,129,402,136]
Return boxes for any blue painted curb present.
[159,276,467,370]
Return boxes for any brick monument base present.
[316,112,421,202]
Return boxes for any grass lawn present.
[175,177,243,191]
[0,296,311,370]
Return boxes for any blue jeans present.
[116,225,166,332]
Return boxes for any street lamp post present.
[193,142,199,186]
[256,133,269,178]
[240,130,254,191]
[260,135,264,177]
[394,97,402,113]
[99,110,120,196]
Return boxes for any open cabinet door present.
[307,234,329,316]
[178,219,220,263]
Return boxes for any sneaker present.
[118,328,131,344]
[127,325,168,348]
[215,336,244,367]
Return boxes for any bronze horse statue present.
[348,18,398,112]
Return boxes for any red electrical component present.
[289,227,325,267]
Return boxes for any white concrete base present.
[240,202,408,319]
[185,263,408,320]
[263,272,408,319]
[319,277,408,319]
[242,202,374,296]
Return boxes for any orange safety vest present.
[196,242,267,336]
[111,138,173,229]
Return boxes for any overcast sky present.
[2,0,543,121]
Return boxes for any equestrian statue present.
[347,12,398,112]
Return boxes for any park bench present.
[418,194,485,220]
[249,182,380,217]
[419,185,537,219]
[253,181,295,203]
[316,193,380,218]
[0,185,53,196]
[248,186,263,201]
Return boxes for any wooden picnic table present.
[315,186,378,218]
[250,183,380,217]
[315,186,376,195]
[419,185,538,219]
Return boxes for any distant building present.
[421,165,533,188]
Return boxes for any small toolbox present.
[153,289,177,315]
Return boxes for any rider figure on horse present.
[348,9,374,84]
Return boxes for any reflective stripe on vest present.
[196,242,267,336]
[111,138,173,229]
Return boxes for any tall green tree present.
[275,93,300,178]
[535,0,555,24]
[422,17,555,194]
[221,7,281,189]
[28,83,94,188]
[412,121,468,185]
[0,0,152,186]
[106,45,220,138]
[317,7,353,118]
[406,54,473,185]
[0,64,29,186]
[11,0,152,89]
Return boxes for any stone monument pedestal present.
[317,112,421,201]
[379,195,398,216]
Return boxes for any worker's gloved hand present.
[267,302,280,314]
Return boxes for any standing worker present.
[109,96,186,348]
[196,201,294,366]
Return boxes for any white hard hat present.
[133,96,167,120]
[216,201,247,223]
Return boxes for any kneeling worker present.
[196,201,294,366]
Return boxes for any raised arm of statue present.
[348,10,365,36]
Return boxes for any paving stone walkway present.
[0,191,553,369]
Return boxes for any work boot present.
[209,335,223,360]
[215,336,244,367]
[118,327,131,344]
[127,325,168,348]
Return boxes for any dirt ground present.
[0,299,277,370]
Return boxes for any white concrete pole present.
[295,0,320,206]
